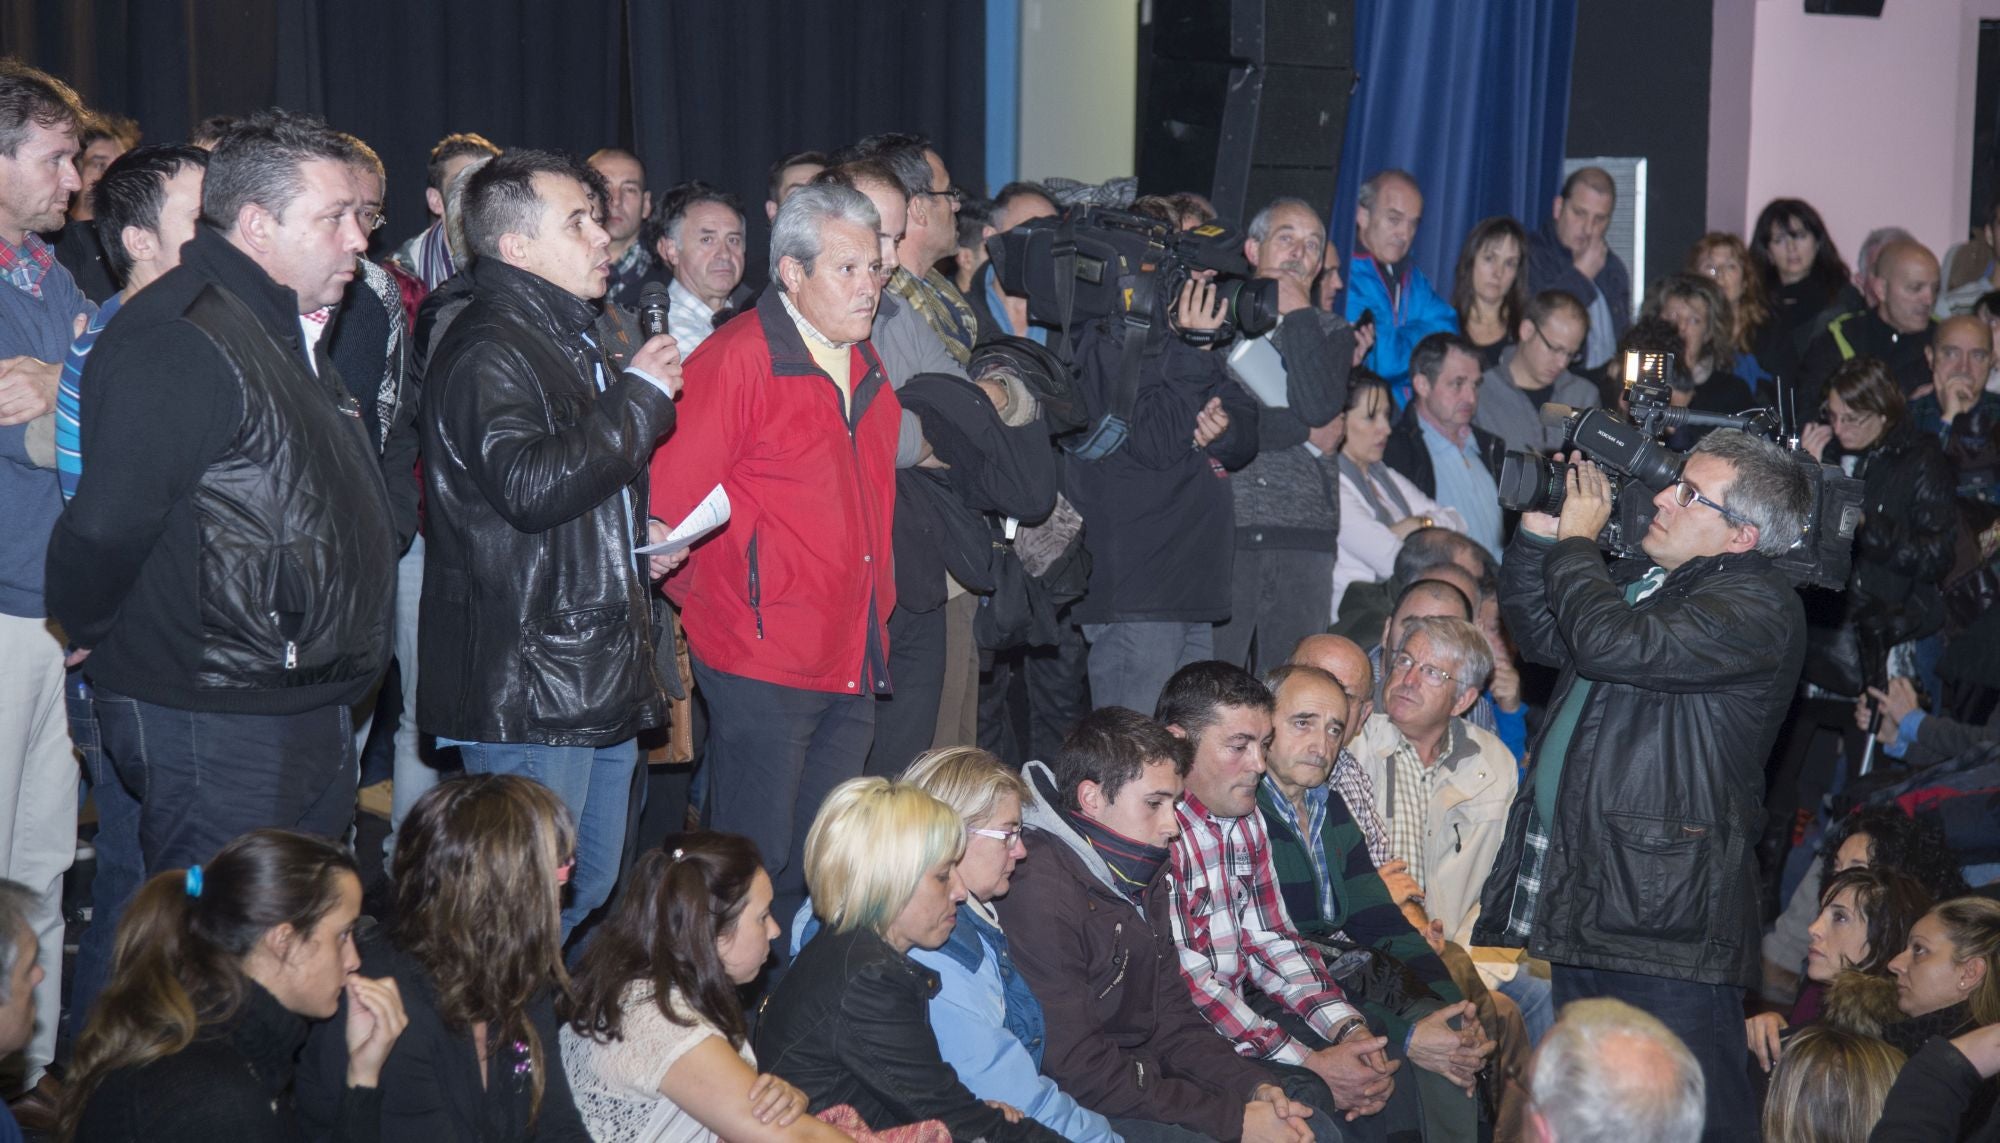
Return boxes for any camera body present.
[985,206,1279,346]
[1496,351,1862,589]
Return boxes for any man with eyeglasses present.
[1911,313,2000,504]
[1472,290,1600,454]
[1473,430,1812,1142]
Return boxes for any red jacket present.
[650,290,899,695]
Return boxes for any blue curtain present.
[1329,0,1577,295]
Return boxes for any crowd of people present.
[4,48,2000,1143]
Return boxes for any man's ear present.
[122,224,158,267]
[497,230,531,269]
[1076,778,1106,818]
[656,234,678,272]
[1165,723,1189,741]
[641,190,653,223]
[234,202,273,257]
[1726,522,1761,556]
[1449,686,1480,720]
[777,254,805,295]
[426,187,445,219]
[1243,236,1259,268]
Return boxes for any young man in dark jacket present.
[1475,430,1813,1142]
[419,150,683,939]
[994,707,1324,1143]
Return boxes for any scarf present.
[1069,810,1169,905]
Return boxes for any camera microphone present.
[638,281,671,340]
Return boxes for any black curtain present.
[0,0,983,269]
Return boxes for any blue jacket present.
[793,903,1122,1143]
[1343,252,1457,407]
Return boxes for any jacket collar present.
[754,285,886,382]
[212,979,310,1095]
[1657,548,1780,593]
[468,254,601,341]
[933,902,996,974]
[181,225,311,345]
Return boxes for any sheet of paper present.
[635,484,730,555]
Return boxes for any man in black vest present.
[47,110,396,874]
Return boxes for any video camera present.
[985,206,1279,348]
[1496,350,1863,589]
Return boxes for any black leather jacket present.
[1475,533,1806,988]
[417,257,676,746]
[1837,419,1956,642]
[755,925,1062,1143]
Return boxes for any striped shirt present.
[55,291,124,501]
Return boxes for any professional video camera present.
[1496,350,1863,589]
[985,206,1279,347]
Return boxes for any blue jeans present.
[1496,963,1555,1045]
[455,738,638,939]
[1553,964,1754,1143]
[68,673,143,1039]
[1081,621,1214,714]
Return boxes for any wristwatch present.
[1330,1016,1369,1045]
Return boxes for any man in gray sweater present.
[1215,198,1362,674]
[1471,289,1601,454]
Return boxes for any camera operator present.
[1068,239,1261,714]
[1473,430,1812,1142]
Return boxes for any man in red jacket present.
[650,182,899,942]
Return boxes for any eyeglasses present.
[358,209,387,233]
[968,826,1023,846]
[1530,321,1583,366]
[1671,479,1751,526]
[1390,651,1456,689]
[1822,406,1881,430]
[921,186,964,207]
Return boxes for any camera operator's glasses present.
[1390,652,1456,689]
[1671,479,1751,527]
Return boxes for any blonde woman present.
[1759,1026,1903,1143]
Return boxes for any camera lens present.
[1498,452,1567,514]
[1215,277,1280,338]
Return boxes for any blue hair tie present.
[185,864,204,899]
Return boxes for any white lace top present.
[560,983,755,1143]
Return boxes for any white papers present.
[1227,331,1289,408]
[635,484,730,555]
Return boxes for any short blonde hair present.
[1759,1026,1903,1143]
[805,777,965,936]
[901,747,1029,829]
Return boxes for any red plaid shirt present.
[1167,793,1361,1063]
[0,233,57,299]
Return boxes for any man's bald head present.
[1874,239,1941,334]
[1290,634,1375,740]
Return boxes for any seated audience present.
[1909,313,2000,505]
[1471,289,1600,455]
[297,775,589,1140]
[1640,273,1757,447]
[561,833,845,1143]
[1346,169,1458,400]
[62,831,406,1140]
[1382,332,1505,560]
[1526,167,1630,374]
[1369,576,1523,761]
[1687,231,1773,396]
[1862,675,2000,765]
[755,778,1060,1142]
[1881,897,2000,1057]
[1451,215,1528,372]
[893,748,1120,1142]
[1801,239,1938,407]
[1872,1019,2000,1141]
[1749,198,1849,385]
[1758,1026,1904,1143]
[996,708,1323,1143]
[1156,662,1477,1139]
[1746,868,1933,1071]
[1334,374,1467,623]
[1526,999,1704,1143]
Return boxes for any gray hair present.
[1358,169,1419,212]
[1531,999,1704,1143]
[769,182,880,285]
[1247,197,1321,244]
[1691,429,1812,556]
[1859,226,1915,279]
[1394,615,1493,701]
[442,154,491,266]
[0,879,34,1003]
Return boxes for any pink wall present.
[1710,0,2000,268]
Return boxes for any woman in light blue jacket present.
[794,749,1122,1143]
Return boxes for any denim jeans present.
[350,534,436,861]
[68,672,142,1041]
[1495,964,1555,1045]
[1553,963,1754,1143]
[1081,621,1214,714]
[455,738,638,939]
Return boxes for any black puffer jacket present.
[755,925,1061,1143]
[1475,533,1806,988]
[1832,418,1956,643]
[417,257,676,746]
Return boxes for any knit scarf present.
[1069,810,1169,905]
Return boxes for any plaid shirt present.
[0,233,56,299]
[1167,793,1360,1064]
[1328,748,1394,866]
[1385,721,1456,892]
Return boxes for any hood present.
[1020,758,1129,905]
[1821,970,1905,1039]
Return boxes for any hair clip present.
[185,864,204,899]
[670,848,685,862]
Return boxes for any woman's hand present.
[344,976,409,1089]
[1800,423,1833,463]
[1746,1011,1788,1073]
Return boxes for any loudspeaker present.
[1803,0,1885,16]
[1139,0,1356,225]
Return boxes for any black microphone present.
[638,281,671,340]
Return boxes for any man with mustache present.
[1214,198,1362,676]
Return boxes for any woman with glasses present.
[1451,216,1528,371]
[1749,199,1852,383]
[1639,273,1757,449]
[1687,232,1774,398]
[1332,373,1467,623]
